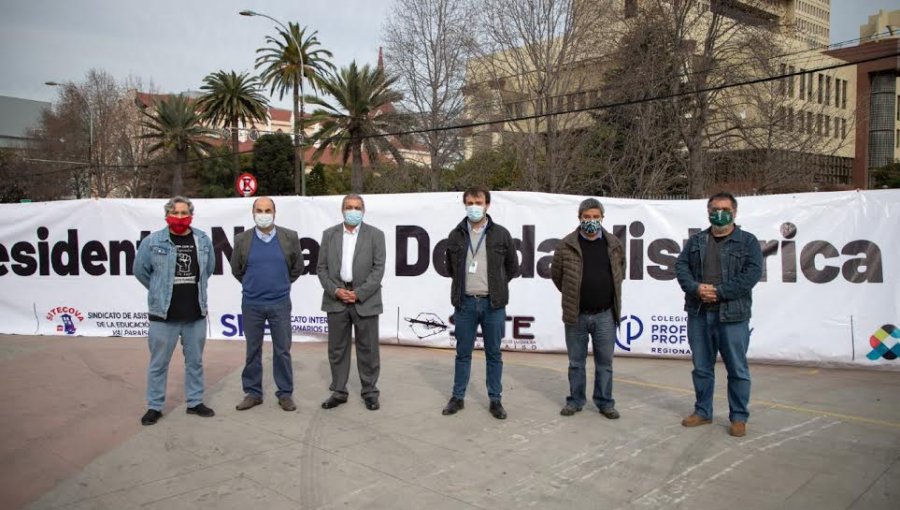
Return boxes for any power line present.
[29,38,896,176]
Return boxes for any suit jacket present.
[230,226,304,283]
[316,222,386,316]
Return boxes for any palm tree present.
[141,94,214,196]
[255,23,334,194]
[195,70,269,173]
[307,61,410,193]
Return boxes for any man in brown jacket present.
[550,198,626,419]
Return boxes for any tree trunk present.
[231,117,241,173]
[173,150,186,196]
[292,81,302,195]
[351,143,364,193]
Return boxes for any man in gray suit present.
[316,194,386,411]
[230,197,304,412]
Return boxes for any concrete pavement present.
[1,335,898,510]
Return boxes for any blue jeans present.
[687,310,751,422]
[452,295,505,401]
[241,298,293,398]
[564,309,616,410]
[146,318,207,411]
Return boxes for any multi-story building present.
[826,9,900,188]
[461,0,862,193]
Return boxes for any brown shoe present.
[682,414,713,427]
[235,395,263,411]
[278,396,297,412]
[729,421,746,437]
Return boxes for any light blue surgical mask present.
[466,205,485,223]
[343,209,363,226]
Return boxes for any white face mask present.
[254,213,274,229]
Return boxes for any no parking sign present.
[235,172,258,197]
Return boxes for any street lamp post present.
[46,80,95,198]
[240,9,307,196]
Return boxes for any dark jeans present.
[452,295,506,401]
[241,298,293,398]
[564,309,616,410]
[687,310,751,422]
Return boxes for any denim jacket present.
[675,226,762,322]
[134,227,215,319]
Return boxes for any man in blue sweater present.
[230,197,304,412]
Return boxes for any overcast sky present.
[1,0,898,109]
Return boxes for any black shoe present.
[364,397,380,411]
[600,407,620,420]
[321,396,348,409]
[560,404,582,416]
[489,400,507,420]
[442,397,464,415]
[141,409,162,426]
[186,403,215,417]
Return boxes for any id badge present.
[468,261,478,273]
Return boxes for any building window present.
[825,76,831,105]
[788,65,796,97]
[800,69,806,99]
[787,107,794,131]
[779,63,787,96]
[807,111,814,134]
[808,73,814,101]
[841,118,847,139]
[897,95,900,120]
[817,113,823,135]
[817,74,823,104]
[625,0,637,18]
[825,115,830,137]
[834,117,840,139]
[841,80,847,109]
[835,79,841,108]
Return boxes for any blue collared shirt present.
[255,226,276,243]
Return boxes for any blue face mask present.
[466,205,485,223]
[343,209,363,226]
[580,219,601,235]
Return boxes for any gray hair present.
[341,193,365,210]
[578,198,604,216]
[164,196,194,215]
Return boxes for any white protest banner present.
[0,190,896,369]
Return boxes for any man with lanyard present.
[231,197,304,412]
[676,192,762,437]
[442,186,520,419]
[316,194,387,411]
[134,196,216,425]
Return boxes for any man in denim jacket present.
[134,196,216,426]
[675,192,762,437]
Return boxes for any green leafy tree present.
[445,146,519,191]
[196,70,269,173]
[141,94,214,196]
[306,162,328,196]
[307,61,410,193]
[256,23,334,194]
[252,133,294,195]
[193,146,251,198]
[873,163,900,189]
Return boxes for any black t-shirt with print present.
[165,232,202,321]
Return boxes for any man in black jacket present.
[442,186,520,419]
